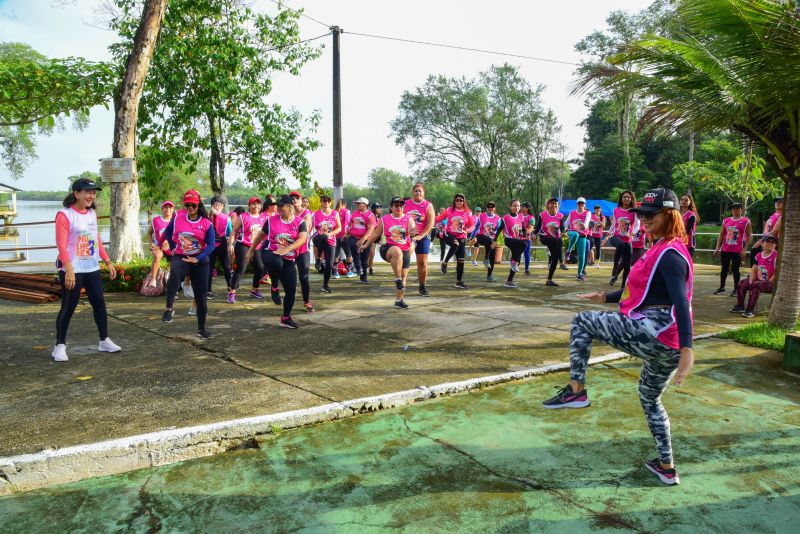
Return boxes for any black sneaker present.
[395,278,405,290]
[359,275,368,284]
[197,329,212,339]
[419,285,430,297]
[559,264,569,271]
[713,288,726,295]
[729,290,737,297]
[546,280,559,287]
[271,289,282,306]
[206,292,215,300]
[644,458,680,485]
[321,285,332,294]
[161,309,174,323]
[280,316,299,329]
[542,385,590,409]
[742,310,755,318]
[609,275,618,286]
[524,270,531,276]
[315,259,323,273]
[454,281,467,290]
[369,268,374,276]
[440,262,448,274]
[730,305,745,313]
[394,299,409,309]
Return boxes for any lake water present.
[0,201,150,264]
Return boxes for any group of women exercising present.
[52,178,716,486]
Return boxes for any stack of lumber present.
[0,271,64,303]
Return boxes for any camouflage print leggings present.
[570,308,681,464]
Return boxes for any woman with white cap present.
[566,197,592,281]
[348,197,377,283]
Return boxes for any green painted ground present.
[2,338,798,533]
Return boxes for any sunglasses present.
[391,203,404,208]
[454,198,464,202]
[639,211,658,220]
[184,203,198,208]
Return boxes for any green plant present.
[719,321,797,352]
[99,258,155,293]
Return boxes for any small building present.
[0,182,21,226]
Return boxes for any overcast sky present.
[1,0,653,191]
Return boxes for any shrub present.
[99,258,155,293]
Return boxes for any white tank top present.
[58,208,101,273]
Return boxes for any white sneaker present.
[188,306,197,316]
[182,281,194,299]
[52,344,68,362]
[471,260,478,266]
[98,338,121,353]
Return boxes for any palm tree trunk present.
[768,176,800,329]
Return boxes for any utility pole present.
[331,26,343,203]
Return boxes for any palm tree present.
[575,0,800,329]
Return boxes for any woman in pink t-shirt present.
[732,235,778,318]
[434,193,476,289]
[229,197,267,302]
[602,190,640,289]
[146,200,175,288]
[52,178,120,362]
[312,195,342,293]
[361,197,417,308]
[713,203,752,296]
[493,199,528,288]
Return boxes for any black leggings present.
[348,236,371,276]
[591,236,602,261]
[720,251,743,290]
[443,234,467,282]
[505,237,527,282]
[263,250,297,317]
[476,234,495,276]
[56,269,108,345]
[166,256,209,330]
[313,235,336,286]
[231,241,264,291]
[208,239,232,292]
[335,237,350,263]
[439,236,447,261]
[296,251,311,303]
[540,235,562,280]
[609,236,633,286]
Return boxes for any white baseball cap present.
[355,197,369,205]
[576,197,586,204]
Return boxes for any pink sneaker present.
[249,289,264,299]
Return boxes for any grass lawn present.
[719,320,797,351]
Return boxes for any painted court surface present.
[2,337,799,532]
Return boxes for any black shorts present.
[380,244,411,269]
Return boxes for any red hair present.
[658,210,687,242]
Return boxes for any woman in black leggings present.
[603,190,639,289]
[435,193,476,289]
[533,197,567,287]
[474,202,500,282]
[290,191,314,312]
[52,178,121,362]
[494,199,528,288]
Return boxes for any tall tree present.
[577,0,800,329]
[109,0,168,262]
[0,42,115,178]
[109,0,321,204]
[391,64,556,206]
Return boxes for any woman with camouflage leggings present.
[543,188,695,486]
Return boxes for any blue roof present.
[558,199,616,217]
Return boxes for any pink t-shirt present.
[172,209,212,256]
[211,212,229,242]
[590,213,605,238]
[349,209,376,239]
[437,207,474,239]
[405,198,432,235]
[502,213,525,239]
[336,208,350,239]
[478,213,500,237]
[632,228,647,249]
[539,211,563,238]
[567,210,591,236]
[296,208,312,254]
[313,209,340,246]
[267,213,304,260]
[765,212,781,235]
[611,207,638,242]
[756,250,777,281]
[721,216,750,253]
[239,211,268,249]
[382,213,412,251]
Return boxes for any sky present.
[0,0,654,191]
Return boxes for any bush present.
[100,258,155,293]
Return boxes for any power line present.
[266,0,332,30]
[264,31,330,53]
[345,31,580,66]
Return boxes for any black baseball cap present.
[263,196,276,206]
[276,194,293,206]
[775,196,784,202]
[631,188,679,214]
[763,235,778,243]
[370,202,382,210]
[390,196,404,206]
[486,202,496,208]
[72,178,102,192]
[730,202,742,209]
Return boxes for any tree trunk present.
[207,114,227,205]
[110,0,168,262]
[768,176,800,329]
